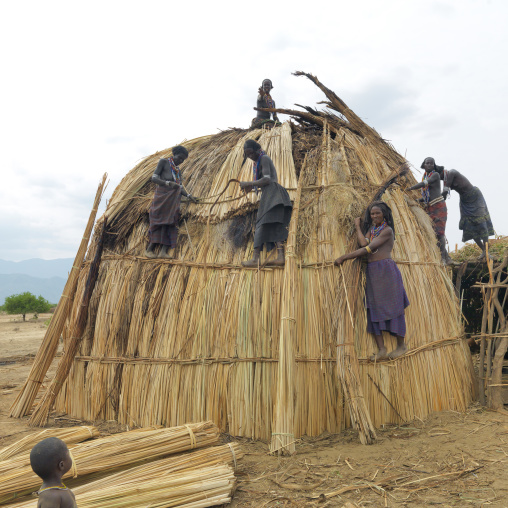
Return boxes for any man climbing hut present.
[239,139,292,267]
[334,202,410,361]
[440,166,495,260]
[250,79,280,129]
[145,145,197,259]
[408,157,452,264]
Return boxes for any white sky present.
[1,0,506,261]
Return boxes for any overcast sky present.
[1,0,506,261]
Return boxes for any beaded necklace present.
[252,150,266,181]
[370,219,388,239]
[38,484,68,494]
[167,157,181,185]
[421,170,435,204]
[264,93,275,109]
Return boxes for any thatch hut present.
[44,74,475,445]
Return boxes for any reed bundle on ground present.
[5,443,242,508]
[0,422,218,504]
[9,174,108,419]
[0,426,99,462]
[14,73,476,445]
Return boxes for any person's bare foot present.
[159,248,174,259]
[443,257,460,266]
[242,258,260,268]
[370,347,388,362]
[145,249,156,258]
[477,252,493,262]
[388,344,408,359]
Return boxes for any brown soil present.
[1,314,507,507]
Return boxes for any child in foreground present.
[30,437,77,508]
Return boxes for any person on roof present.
[145,145,197,259]
[239,139,292,267]
[251,79,280,129]
[408,157,452,265]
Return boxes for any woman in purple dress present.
[334,202,410,361]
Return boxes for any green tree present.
[3,292,51,322]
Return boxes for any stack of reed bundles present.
[0,422,218,504]
[0,426,99,462]
[38,73,475,442]
[5,443,242,508]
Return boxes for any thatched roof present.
[46,73,475,444]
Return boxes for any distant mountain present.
[0,258,73,279]
[0,274,65,305]
[0,258,72,305]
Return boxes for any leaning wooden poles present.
[9,174,107,419]
[270,156,307,455]
[28,220,108,426]
[477,251,508,410]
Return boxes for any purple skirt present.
[367,309,406,337]
[365,258,409,337]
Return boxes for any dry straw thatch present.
[22,73,475,450]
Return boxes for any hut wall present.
[55,123,476,439]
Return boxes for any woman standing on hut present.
[145,145,197,259]
[239,140,292,267]
[334,202,410,360]
[251,79,280,129]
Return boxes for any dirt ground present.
[1,313,507,507]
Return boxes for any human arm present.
[354,217,370,247]
[239,156,272,191]
[334,228,392,265]
[151,160,181,189]
[441,169,456,199]
[408,172,439,191]
[181,186,199,203]
[271,99,279,121]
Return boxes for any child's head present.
[30,437,72,481]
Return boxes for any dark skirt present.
[149,185,181,247]
[365,258,410,337]
[459,187,495,242]
[253,204,291,251]
[427,200,447,237]
[149,224,178,247]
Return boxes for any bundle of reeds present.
[7,465,236,508]
[269,155,307,456]
[9,174,108,419]
[0,426,99,462]
[35,73,476,444]
[0,422,218,504]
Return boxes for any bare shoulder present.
[39,488,76,508]
[38,489,61,508]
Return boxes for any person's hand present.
[188,195,199,204]
[258,86,266,96]
[354,217,361,227]
[239,182,253,193]
[334,255,346,267]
